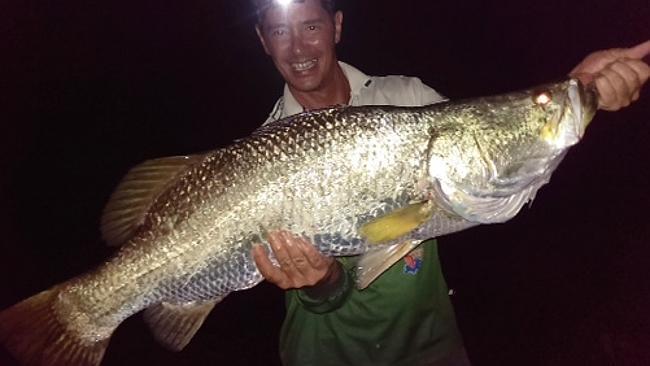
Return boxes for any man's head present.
[254,0,343,95]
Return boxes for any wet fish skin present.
[0,79,597,366]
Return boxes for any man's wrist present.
[303,260,344,300]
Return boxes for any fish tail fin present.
[0,286,112,366]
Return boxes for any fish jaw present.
[573,78,598,132]
[546,78,598,148]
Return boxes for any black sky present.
[1,1,649,365]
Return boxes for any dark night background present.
[1,1,649,365]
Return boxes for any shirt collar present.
[281,61,371,117]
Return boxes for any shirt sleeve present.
[409,77,448,105]
[289,258,356,314]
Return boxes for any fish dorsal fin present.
[358,201,435,245]
[101,155,203,246]
[143,298,221,352]
[356,239,423,289]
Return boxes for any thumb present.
[620,39,650,60]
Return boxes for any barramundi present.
[0,78,597,365]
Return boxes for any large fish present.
[0,78,597,365]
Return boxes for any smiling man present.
[252,2,469,365]
[250,1,650,366]
[255,0,349,110]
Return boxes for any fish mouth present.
[549,79,597,147]
[578,79,598,125]
[568,78,598,138]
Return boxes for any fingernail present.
[283,232,294,247]
[279,230,289,239]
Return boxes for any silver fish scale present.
[138,106,434,304]
[61,105,438,327]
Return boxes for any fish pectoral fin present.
[143,298,222,352]
[101,154,205,246]
[355,239,423,289]
[359,201,435,245]
[452,183,542,224]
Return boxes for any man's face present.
[257,0,343,93]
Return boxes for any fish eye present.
[534,92,552,106]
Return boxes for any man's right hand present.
[252,231,341,291]
[569,40,650,111]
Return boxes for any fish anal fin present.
[359,201,434,244]
[356,239,423,289]
[0,287,113,366]
[101,155,204,247]
[143,298,221,352]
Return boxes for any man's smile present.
[291,58,318,72]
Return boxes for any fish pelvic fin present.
[143,298,222,352]
[359,201,435,244]
[0,287,113,366]
[355,239,423,289]
[101,154,205,246]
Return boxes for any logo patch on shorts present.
[403,247,424,275]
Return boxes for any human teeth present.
[292,59,317,71]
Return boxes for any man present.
[249,1,650,365]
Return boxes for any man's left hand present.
[570,40,650,111]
